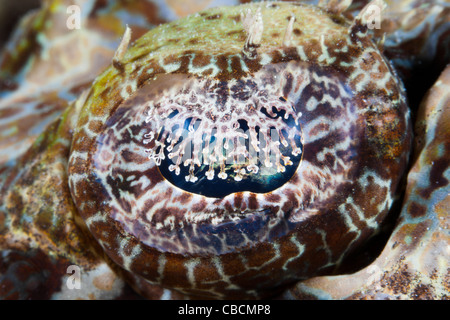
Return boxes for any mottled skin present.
[282,64,450,300]
[0,0,449,300]
[68,1,413,299]
[0,0,234,167]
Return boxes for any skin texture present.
[67,2,411,299]
[0,0,449,300]
[281,64,450,300]
[0,0,242,166]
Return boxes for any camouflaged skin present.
[281,64,450,300]
[67,1,412,298]
[0,0,449,300]
[0,95,142,299]
[0,0,224,300]
[0,0,241,167]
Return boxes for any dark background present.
[0,0,41,49]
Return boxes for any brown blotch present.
[159,257,191,288]
[293,28,302,36]
[121,150,142,163]
[265,193,281,203]
[206,14,222,20]
[113,60,125,74]
[271,47,300,64]
[266,3,279,9]
[99,87,111,100]
[71,133,96,154]
[137,63,166,87]
[408,220,432,248]
[192,198,207,212]
[145,166,165,187]
[230,15,241,23]
[224,201,234,213]
[125,85,133,96]
[193,259,222,286]
[238,34,247,42]
[245,243,276,268]
[0,210,6,233]
[163,54,179,66]
[330,15,346,25]
[174,53,193,74]
[191,53,211,68]
[420,157,449,199]
[88,120,104,135]
[0,249,70,300]
[407,201,427,218]
[215,54,232,80]
[411,284,435,300]
[173,192,193,205]
[248,193,259,210]
[216,54,253,81]
[202,69,214,76]
[310,122,330,136]
[227,30,242,36]
[0,106,21,118]
[234,192,243,208]
[188,38,199,45]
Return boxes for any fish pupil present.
[158,114,303,198]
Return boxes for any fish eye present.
[68,2,411,299]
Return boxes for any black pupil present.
[158,107,302,198]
